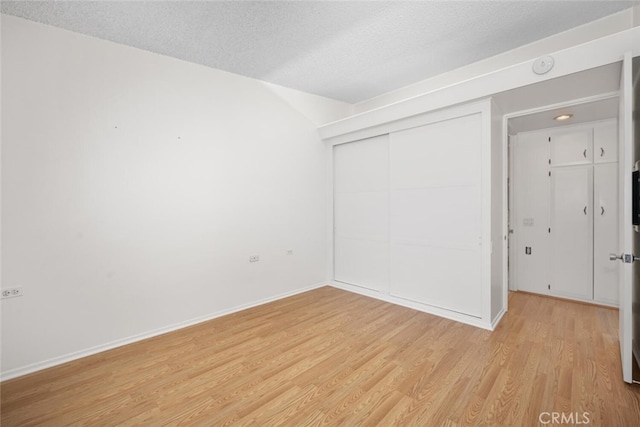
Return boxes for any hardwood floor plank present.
[2,287,640,426]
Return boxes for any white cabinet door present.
[594,162,618,305]
[593,120,618,164]
[551,165,593,300]
[551,129,593,167]
[334,135,389,291]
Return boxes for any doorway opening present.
[506,97,619,306]
[494,56,638,384]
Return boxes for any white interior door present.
[633,55,640,383]
[617,53,633,384]
[550,165,593,300]
[333,135,389,291]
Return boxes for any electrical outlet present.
[286,250,293,255]
[249,255,260,263]
[1,287,23,299]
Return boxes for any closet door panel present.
[334,238,389,291]
[551,166,593,300]
[390,115,481,189]
[551,129,593,166]
[593,120,618,164]
[333,135,389,291]
[389,114,482,317]
[594,162,618,305]
[334,192,388,242]
[390,243,482,317]
[390,186,480,247]
[334,137,388,193]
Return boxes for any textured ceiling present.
[1,1,635,103]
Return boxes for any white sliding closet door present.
[333,135,389,291]
[389,114,483,317]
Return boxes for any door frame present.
[503,55,636,384]
[507,134,517,292]
[501,91,620,311]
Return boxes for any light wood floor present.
[2,287,639,426]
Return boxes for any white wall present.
[0,15,352,379]
[354,8,635,114]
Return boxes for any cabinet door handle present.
[600,147,605,157]
[601,206,605,215]
[583,149,587,158]
[584,206,587,215]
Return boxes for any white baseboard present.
[329,281,494,331]
[0,282,327,382]
[490,307,507,330]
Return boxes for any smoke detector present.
[532,55,555,75]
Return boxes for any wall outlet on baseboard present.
[1,287,23,299]
[249,255,260,262]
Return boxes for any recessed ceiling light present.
[554,114,573,121]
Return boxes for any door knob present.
[609,253,640,262]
